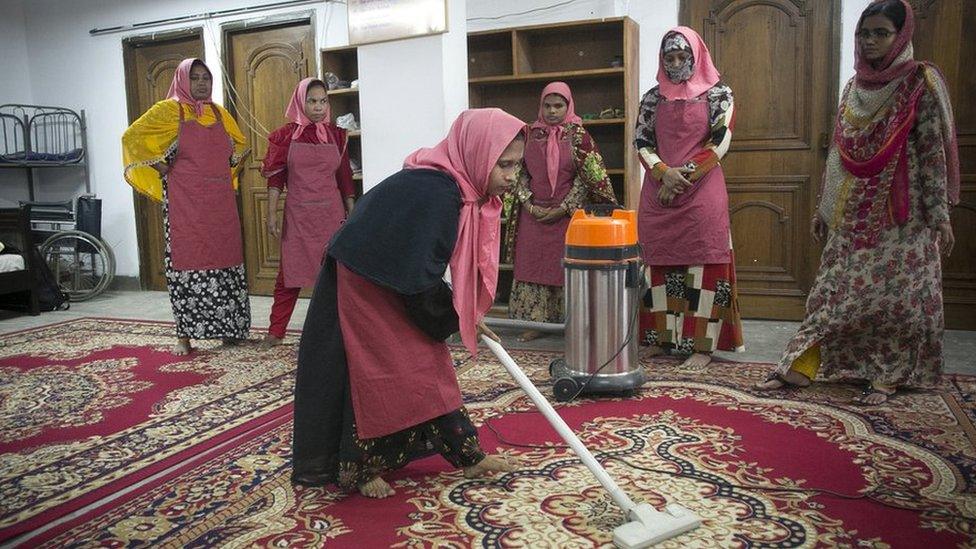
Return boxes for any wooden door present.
[910,0,976,329]
[123,31,204,291]
[680,1,838,320]
[224,20,314,295]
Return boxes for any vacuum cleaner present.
[481,208,701,546]
[484,207,646,402]
[550,207,645,401]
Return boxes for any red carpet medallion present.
[19,345,976,548]
[0,318,297,543]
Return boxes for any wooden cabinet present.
[467,17,640,309]
[321,45,364,197]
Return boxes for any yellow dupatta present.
[122,99,249,202]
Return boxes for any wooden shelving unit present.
[468,17,640,308]
[321,45,364,197]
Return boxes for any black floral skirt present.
[162,182,251,340]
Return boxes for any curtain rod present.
[89,0,338,36]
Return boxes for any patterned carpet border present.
[18,345,976,548]
[0,318,299,543]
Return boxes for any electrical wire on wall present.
[466,0,583,22]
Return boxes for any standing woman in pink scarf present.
[122,58,251,356]
[634,28,745,369]
[292,108,525,498]
[506,81,617,342]
[259,78,355,348]
[757,0,958,404]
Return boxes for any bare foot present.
[517,330,543,342]
[358,476,395,498]
[463,454,517,479]
[259,334,283,349]
[172,337,192,356]
[755,370,811,390]
[639,345,664,361]
[680,352,712,369]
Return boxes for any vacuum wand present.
[482,335,701,548]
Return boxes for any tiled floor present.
[1,290,974,374]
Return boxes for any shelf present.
[346,130,361,138]
[582,118,625,126]
[327,87,358,96]
[468,67,624,85]
[606,169,625,175]
[0,161,86,169]
[352,173,363,181]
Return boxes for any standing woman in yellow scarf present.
[122,58,252,356]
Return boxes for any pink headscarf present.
[530,82,582,195]
[284,77,332,143]
[403,108,524,355]
[854,0,919,90]
[167,58,212,117]
[656,27,721,101]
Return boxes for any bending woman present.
[292,108,525,498]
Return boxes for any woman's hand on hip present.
[153,162,170,176]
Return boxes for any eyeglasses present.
[856,28,895,40]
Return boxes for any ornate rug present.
[21,347,976,548]
[0,318,298,543]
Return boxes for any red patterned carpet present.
[0,318,298,543]
[7,334,975,548]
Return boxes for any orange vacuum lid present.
[565,209,638,248]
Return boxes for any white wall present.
[0,0,34,206]
[840,0,872,98]
[358,0,468,189]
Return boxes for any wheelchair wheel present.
[40,230,116,301]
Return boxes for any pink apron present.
[336,263,462,439]
[281,141,345,288]
[512,128,575,286]
[638,98,731,266]
[168,104,244,271]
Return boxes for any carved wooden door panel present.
[225,20,314,295]
[680,0,838,320]
[123,32,205,291]
[910,0,976,329]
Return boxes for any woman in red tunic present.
[292,108,525,498]
[260,78,355,348]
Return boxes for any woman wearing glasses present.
[757,0,959,405]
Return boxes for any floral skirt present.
[508,280,564,323]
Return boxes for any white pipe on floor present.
[482,317,564,333]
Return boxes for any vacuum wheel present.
[548,358,567,377]
[553,377,579,402]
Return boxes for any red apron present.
[512,128,575,286]
[336,263,462,439]
[638,98,731,266]
[168,104,244,271]
[281,141,345,288]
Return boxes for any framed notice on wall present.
[347,0,449,46]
